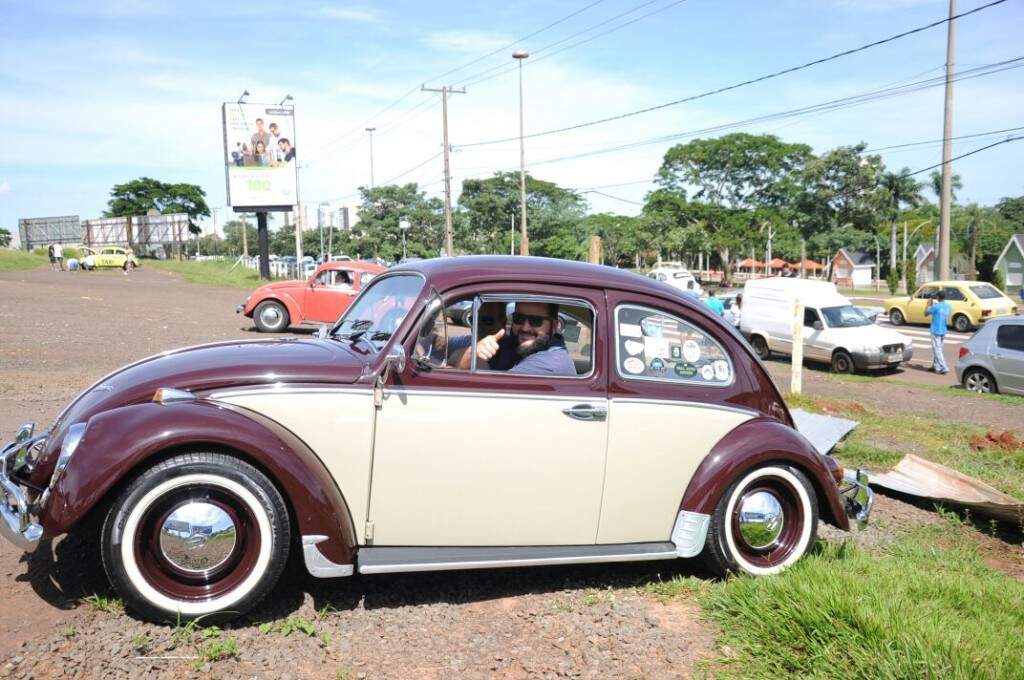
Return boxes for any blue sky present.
[2,0,1022,238]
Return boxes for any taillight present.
[981,310,991,317]
[959,346,971,359]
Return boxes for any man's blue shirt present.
[704,297,725,316]
[491,334,576,375]
[925,300,952,336]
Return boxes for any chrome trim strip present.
[357,544,678,574]
[671,510,710,558]
[209,385,374,400]
[153,387,196,404]
[301,535,355,578]
[383,387,605,403]
[610,398,759,419]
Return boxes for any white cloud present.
[0,181,11,194]
[424,30,512,54]
[321,6,379,22]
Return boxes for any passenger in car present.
[483,302,576,376]
[450,302,508,367]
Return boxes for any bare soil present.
[1,265,1021,678]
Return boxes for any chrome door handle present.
[562,403,607,422]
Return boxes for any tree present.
[458,172,586,257]
[222,219,257,256]
[951,203,1017,281]
[105,177,211,234]
[790,144,887,264]
[351,184,444,261]
[928,170,963,203]
[0,228,11,248]
[879,170,924,275]
[654,133,812,283]
[995,195,1024,228]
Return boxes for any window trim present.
[613,303,735,388]
[425,292,598,380]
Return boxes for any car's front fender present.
[679,417,849,530]
[40,400,357,565]
[245,292,302,323]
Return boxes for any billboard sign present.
[222,103,297,211]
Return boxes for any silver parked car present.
[955,317,1024,395]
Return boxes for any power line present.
[424,0,607,86]
[581,189,645,205]
[456,0,1010,148]
[864,124,1024,152]
[906,135,1024,176]
[307,0,613,158]
[453,0,686,88]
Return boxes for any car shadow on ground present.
[243,557,714,626]
[19,528,114,609]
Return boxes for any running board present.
[357,542,678,575]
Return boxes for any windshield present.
[332,274,424,351]
[821,305,872,328]
[970,284,1004,300]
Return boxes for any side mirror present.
[315,324,329,339]
[813,321,824,331]
[379,345,406,383]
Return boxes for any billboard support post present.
[257,212,271,280]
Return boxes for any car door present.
[801,307,828,361]
[598,293,755,544]
[98,248,117,267]
[307,269,357,323]
[992,323,1024,393]
[907,285,938,324]
[942,285,969,324]
[367,285,608,546]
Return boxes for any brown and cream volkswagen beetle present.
[1,257,871,622]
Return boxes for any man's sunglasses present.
[511,313,550,327]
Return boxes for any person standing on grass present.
[925,289,952,374]
[53,242,64,271]
[47,243,58,270]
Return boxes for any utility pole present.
[241,213,249,258]
[421,84,466,256]
[294,165,304,272]
[937,0,956,280]
[513,50,530,255]
[365,127,376,188]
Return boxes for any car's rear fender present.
[39,400,356,566]
[679,417,848,530]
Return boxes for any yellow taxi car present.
[884,280,1018,333]
[80,246,139,271]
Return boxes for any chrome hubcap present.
[159,501,237,573]
[737,491,785,550]
[260,306,281,326]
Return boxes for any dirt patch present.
[969,431,1024,453]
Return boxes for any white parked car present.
[740,278,913,374]
[647,264,702,296]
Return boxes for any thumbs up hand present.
[476,328,505,362]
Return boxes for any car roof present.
[319,260,386,273]
[391,255,711,311]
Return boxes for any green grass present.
[827,372,1024,406]
[645,519,1024,678]
[83,593,124,613]
[0,249,48,272]
[689,528,1024,679]
[148,258,273,289]
[258,614,318,637]
[787,393,1024,499]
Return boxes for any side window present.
[943,286,966,302]
[315,270,335,286]
[996,324,1024,352]
[615,305,733,386]
[804,308,821,328]
[915,287,937,300]
[413,293,594,377]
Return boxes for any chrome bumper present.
[840,468,873,530]
[0,424,46,552]
[236,304,244,314]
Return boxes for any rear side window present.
[615,305,733,386]
[915,287,938,299]
[970,284,1004,300]
[943,287,966,302]
[996,324,1024,352]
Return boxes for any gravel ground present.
[1,265,1021,678]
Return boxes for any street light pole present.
[399,219,411,261]
[513,50,529,256]
[365,127,376,188]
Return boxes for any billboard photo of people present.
[222,103,298,209]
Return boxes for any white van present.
[740,278,913,373]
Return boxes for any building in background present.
[994,234,1024,294]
